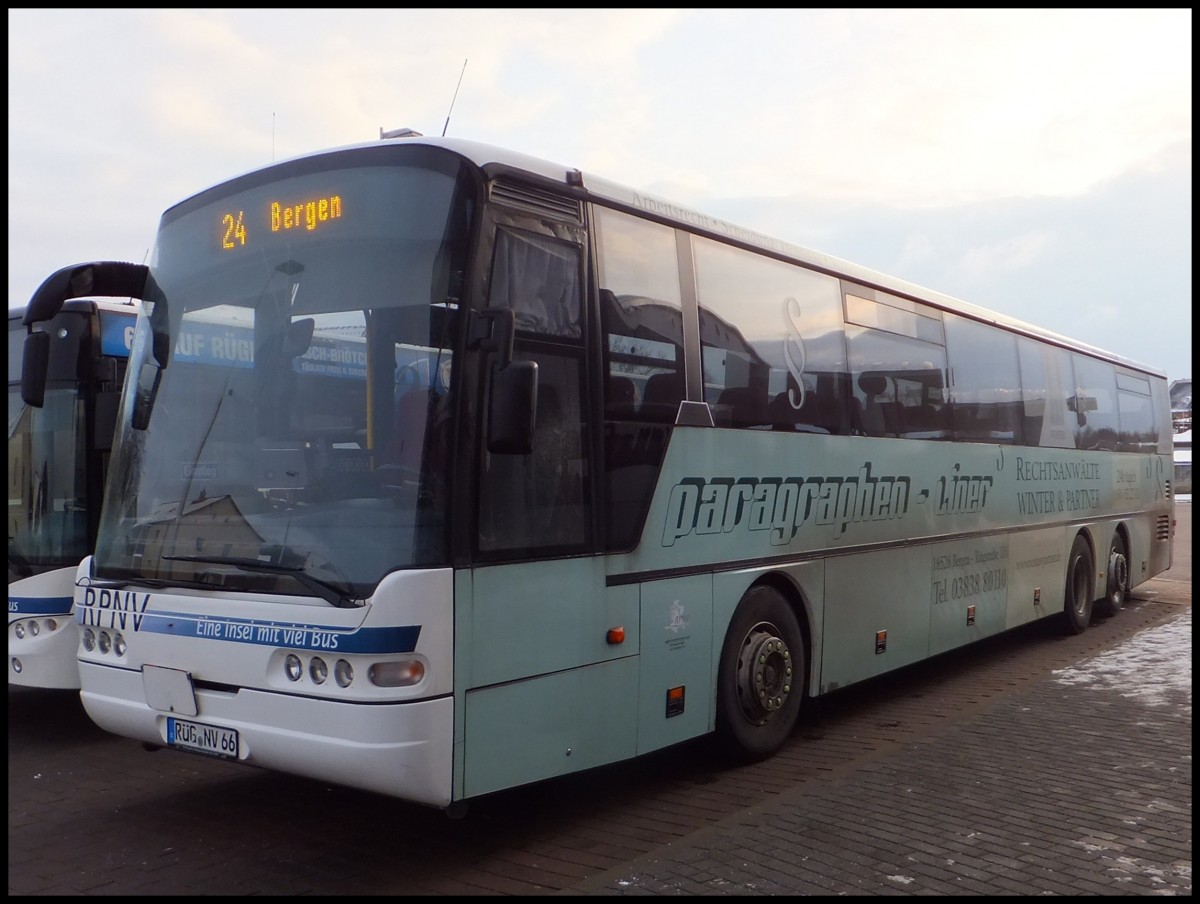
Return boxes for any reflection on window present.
[595,207,683,549]
[846,323,948,440]
[693,235,851,434]
[944,313,1022,445]
[1017,338,1075,449]
[1072,354,1120,451]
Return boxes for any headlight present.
[284,653,303,682]
[309,657,328,684]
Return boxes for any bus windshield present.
[94,147,478,600]
[8,382,88,574]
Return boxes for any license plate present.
[166,717,239,759]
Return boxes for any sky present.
[7,9,1192,383]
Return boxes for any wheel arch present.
[746,569,814,700]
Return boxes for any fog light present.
[309,657,328,685]
[82,628,96,651]
[369,659,425,687]
[12,657,22,673]
[14,623,25,640]
[98,631,112,654]
[284,653,302,681]
[334,659,354,687]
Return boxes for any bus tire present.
[1061,534,1095,635]
[715,585,805,762]
[1095,531,1129,619]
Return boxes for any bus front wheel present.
[1062,535,1095,635]
[1094,532,1129,619]
[715,585,805,762]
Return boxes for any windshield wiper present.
[162,554,361,608]
[80,576,178,591]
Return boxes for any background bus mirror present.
[282,317,315,358]
[130,361,163,431]
[487,360,537,454]
[20,331,50,407]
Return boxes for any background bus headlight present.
[82,628,96,651]
[334,659,354,687]
[284,654,302,682]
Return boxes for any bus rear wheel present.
[1061,534,1095,635]
[715,585,805,762]
[1095,532,1129,619]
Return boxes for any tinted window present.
[1072,354,1120,451]
[692,236,850,434]
[1017,337,1076,449]
[944,313,1022,444]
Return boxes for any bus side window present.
[477,225,590,556]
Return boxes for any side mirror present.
[487,360,537,454]
[20,331,50,407]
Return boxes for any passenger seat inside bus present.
[715,385,768,428]
[640,370,685,423]
[857,373,902,437]
[768,385,839,434]
[606,374,639,420]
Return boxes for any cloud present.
[8,9,1192,381]
[954,231,1057,283]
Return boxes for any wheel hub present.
[736,625,793,722]
[1108,549,1128,602]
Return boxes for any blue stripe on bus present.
[9,596,74,617]
[131,610,421,654]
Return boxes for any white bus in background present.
[1174,429,1192,497]
[9,298,135,688]
[21,135,1174,812]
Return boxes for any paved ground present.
[573,606,1192,895]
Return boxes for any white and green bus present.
[9,297,136,688]
[22,134,1174,810]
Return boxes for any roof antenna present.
[442,58,468,137]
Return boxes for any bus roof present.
[168,134,1168,379]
